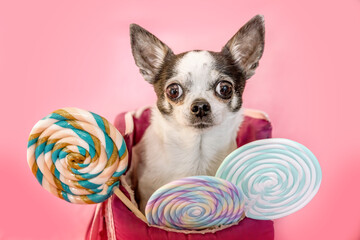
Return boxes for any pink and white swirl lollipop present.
[145,176,245,230]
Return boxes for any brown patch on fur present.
[209,51,246,112]
[152,52,189,115]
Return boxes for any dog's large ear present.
[130,24,173,84]
[222,15,265,80]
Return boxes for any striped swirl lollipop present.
[216,138,322,220]
[145,176,245,230]
[27,107,128,204]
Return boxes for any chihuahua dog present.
[129,15,265,212]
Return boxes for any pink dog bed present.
[85,107,274,240]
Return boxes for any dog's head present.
[130,15,265,130]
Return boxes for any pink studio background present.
[1,0,359,239]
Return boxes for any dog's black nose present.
[191,100,211,118]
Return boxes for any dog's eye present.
[216,81,233,99]
[166,83,183,100]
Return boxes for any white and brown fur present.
[129,15,265,212]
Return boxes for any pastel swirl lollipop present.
[27,108,128,204]
[216,138,322,220]
[145,176,244,230]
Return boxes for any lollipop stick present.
[113,187,147,223]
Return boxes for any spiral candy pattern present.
[216,138,322,220]
[145,176,244,230]
[27,108,128,204]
